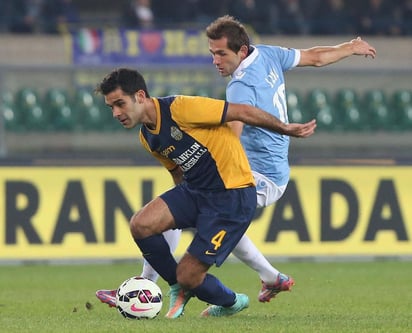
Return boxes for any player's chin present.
[119,119,131,128]
[219,70,230,77]
[123,122,138,130]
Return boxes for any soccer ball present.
[116,276,163,319]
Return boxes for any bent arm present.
[298,37,376,67]
[169,166,183,185]
[227,120,244,138]
[225,103,316,138]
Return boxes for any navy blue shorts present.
[160,183,257,266]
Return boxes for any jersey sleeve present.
[272,46,300,70]
[170,95,228,127]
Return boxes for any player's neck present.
[143,98,157,129]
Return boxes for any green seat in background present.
[1,90,15,106]
[391,89,412,130]
[15,88,48,131]
[363,89,392,131]
[306,89,336,131]
[43,88,76,131]
[307,88,331,111]
[74,88,105,131]
[1,91,21,131]
[392,89,412,108]
[286,90,305,123]
[398,104,412,130]
[334,88,365,131]
[26,105,49,131]
[16,88,41,107]
[335,88,359,111]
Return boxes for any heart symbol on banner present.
[140,32,163,54]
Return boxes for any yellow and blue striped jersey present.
[139,95,255,190]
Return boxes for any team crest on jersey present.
[170,126,183,141]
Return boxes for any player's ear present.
[239,45,249,57]
[135,90,146,102]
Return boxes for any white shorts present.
[252,171,287,208]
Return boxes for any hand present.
[283,119,316,138]
[350,37,377,59]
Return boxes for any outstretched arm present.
[227,120,244,137]
[225,103,316,138]
[298,37,376,67]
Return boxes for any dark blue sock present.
[191,273,236,306]
[134,234,177,286]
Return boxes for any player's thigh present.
[160,183,198,229]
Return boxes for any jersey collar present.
[232,45,259,78]
[145,97,161,134]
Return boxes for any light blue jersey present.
[226,45,300,186]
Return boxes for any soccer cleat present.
[96,289,117,308]
[258,273,295,303]
[200,293,249,317]
[165,284,193,319]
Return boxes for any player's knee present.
[129,211,156,238]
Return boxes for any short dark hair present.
[95,68,150,97]
[205,15,250,53]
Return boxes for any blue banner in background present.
[69,28,212,65]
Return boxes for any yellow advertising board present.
[0,165,411,260]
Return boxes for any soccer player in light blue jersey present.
[205,15,376,302]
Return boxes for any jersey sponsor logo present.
[160,145,175,157]
[170,126,183,141]
[171,142,207,172]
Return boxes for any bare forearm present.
[303,43,354,67]
[228,104,287,134]
[299,37,376,67]
[225,103,316,138]
[227,120,244,138]
[169,167,183,185]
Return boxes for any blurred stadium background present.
[0,0,411,161]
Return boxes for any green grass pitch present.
[0,260,411,333]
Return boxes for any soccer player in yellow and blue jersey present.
[95,68,316,318]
